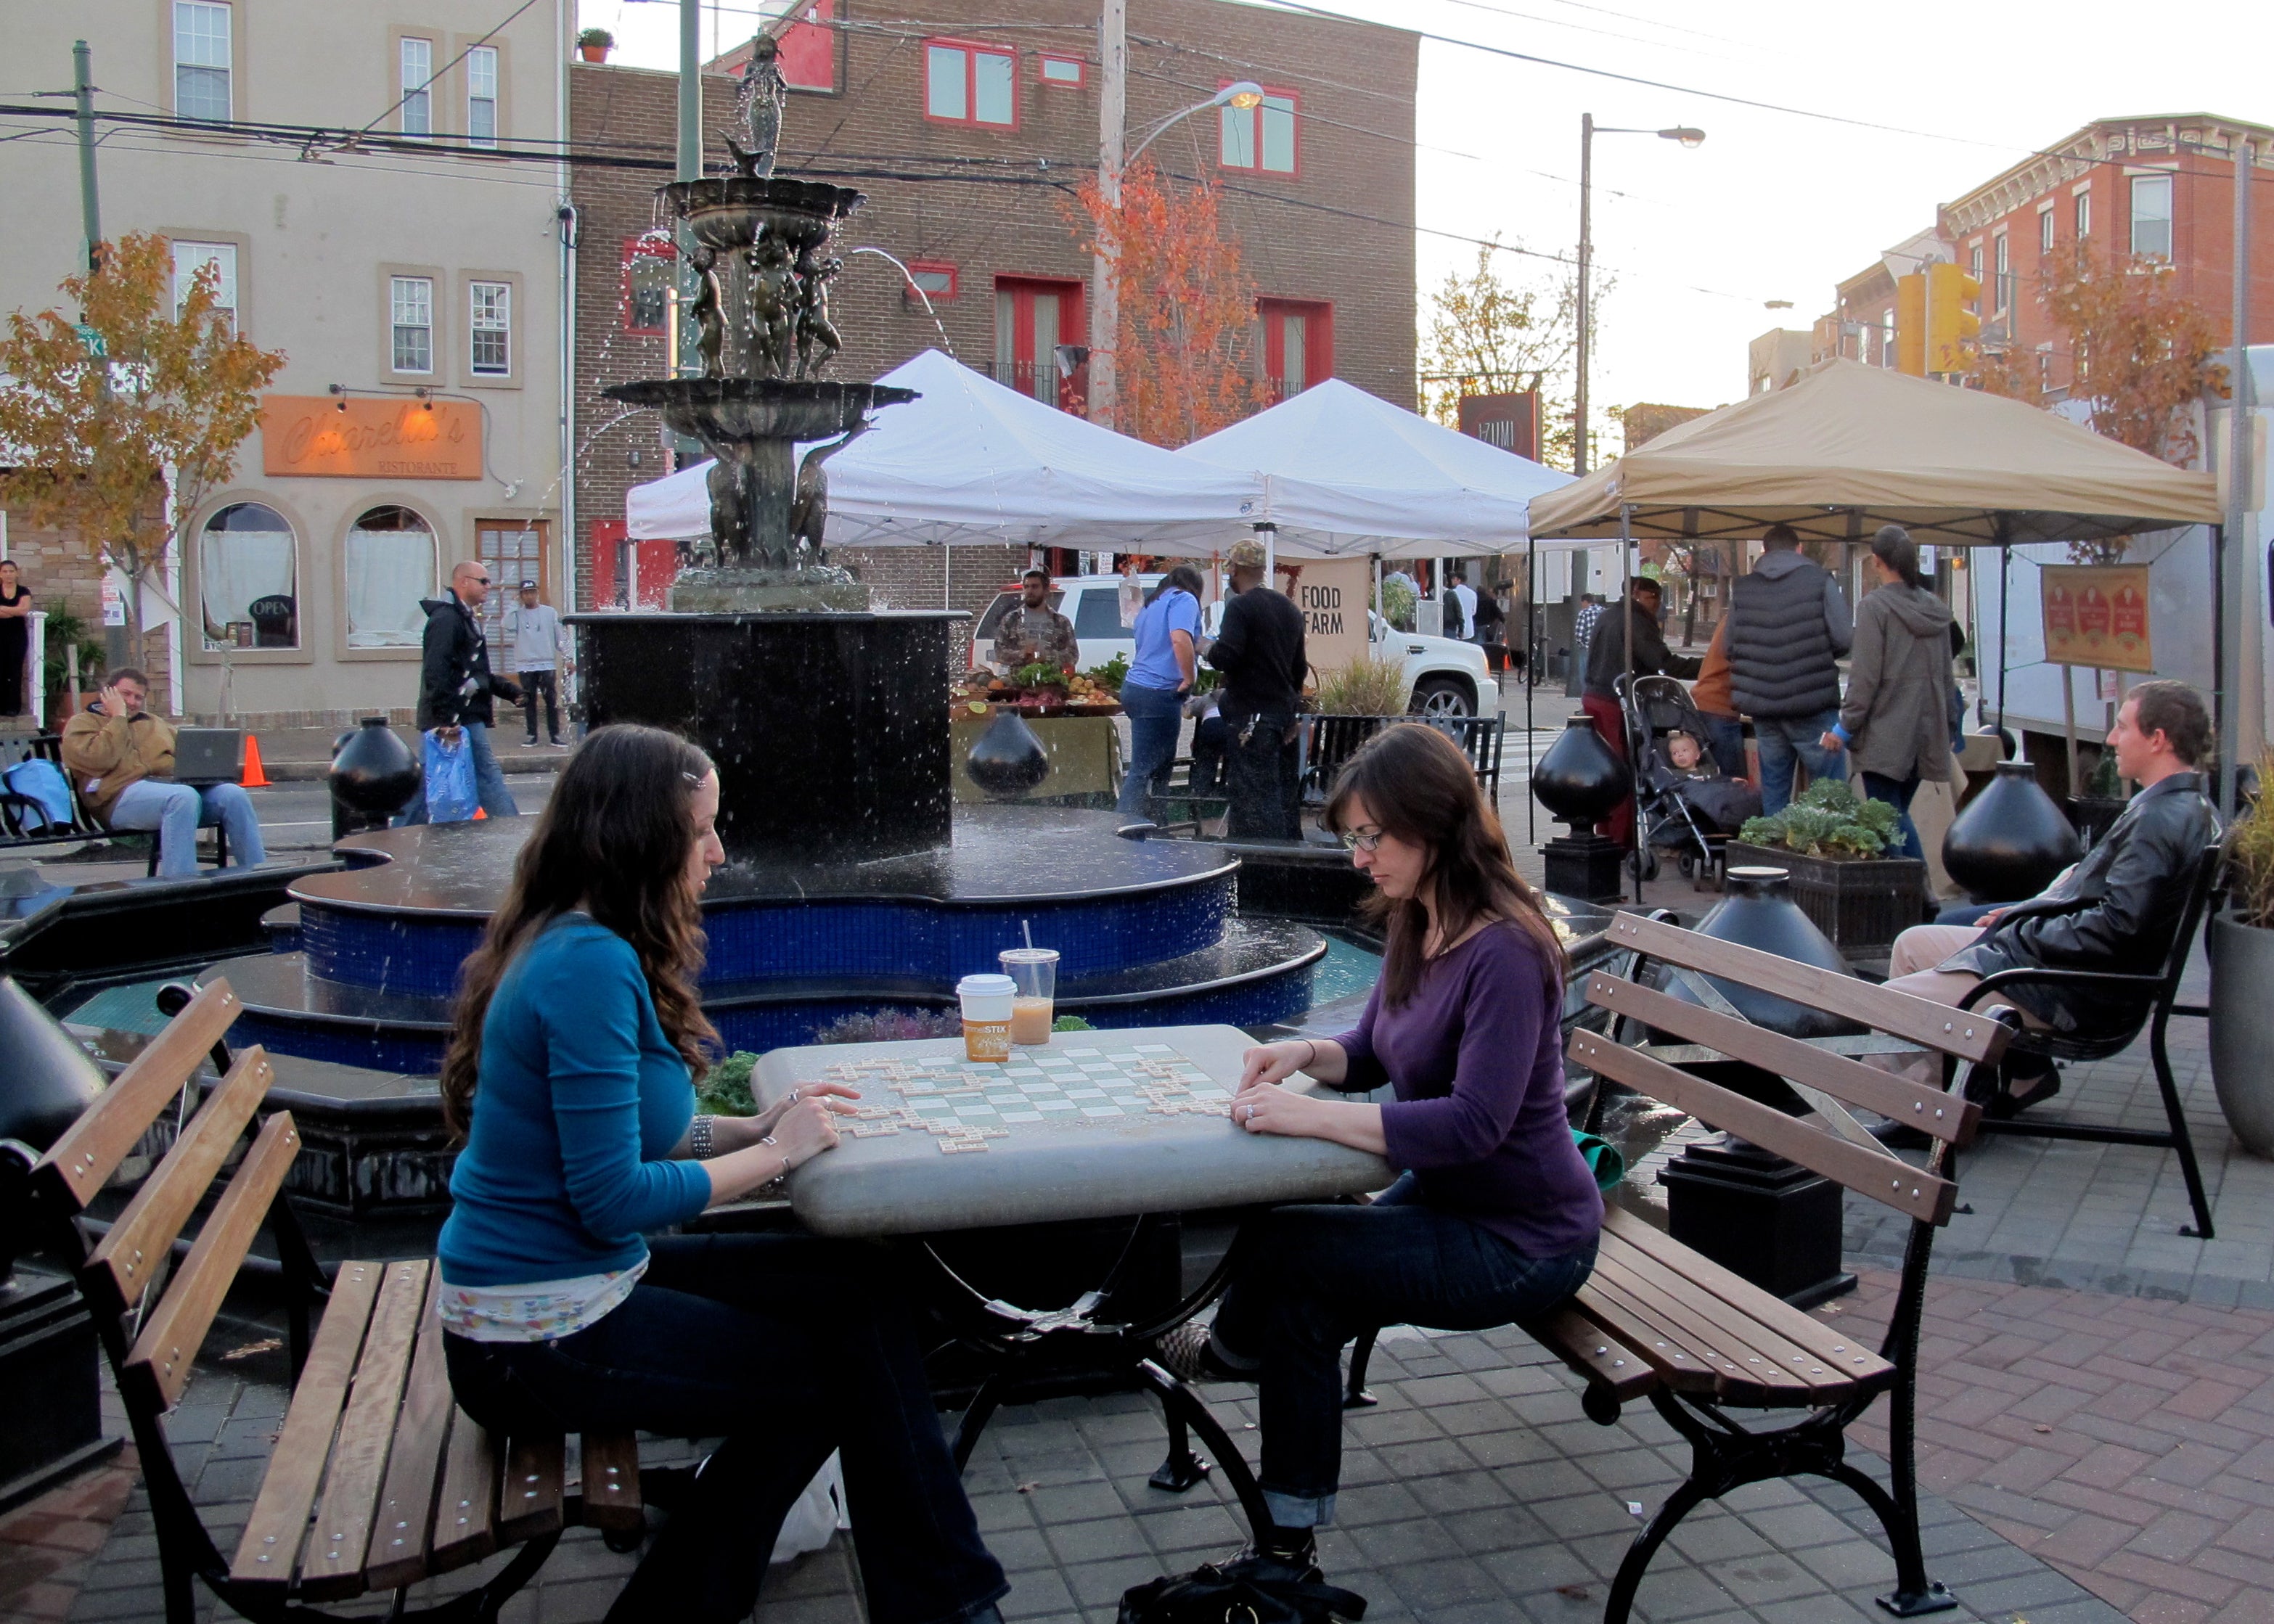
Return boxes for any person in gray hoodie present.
[1727,524,1852,813]
[1821,525,1954,860]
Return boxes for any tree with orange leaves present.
[1068,160,1265,446]
[0,231,287,678]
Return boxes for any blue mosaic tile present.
[300,904,482,996]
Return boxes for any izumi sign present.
[260,395,482,480]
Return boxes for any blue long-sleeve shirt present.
[438,914,712,1288]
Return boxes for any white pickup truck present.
[972,575,1500,718]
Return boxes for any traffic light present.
[1926,261,1981,375]
[1894,273,1926,376]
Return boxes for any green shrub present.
[1315,655,1409,716]
[1738,778,1898,858]
[1083,652,1129,693]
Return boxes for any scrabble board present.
[751,1024,1393,1237]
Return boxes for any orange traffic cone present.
[473,805,487,820]
[240,734,269,787]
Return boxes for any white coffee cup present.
[957,972,1018,1062]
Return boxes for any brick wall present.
[2,490,176,718]
[565,0,1418,621]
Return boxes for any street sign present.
[74,324,106,358]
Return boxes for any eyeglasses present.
[1337,827,1386,853]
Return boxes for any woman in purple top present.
[1160,723,1601,1561]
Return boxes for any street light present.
[1574,116,1704,476]
[1129,81,1264,164]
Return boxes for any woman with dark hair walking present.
[1156,723,1601,1568]
[435,724,1006,1624]
[1820,525,1955,861]
[1116,562,1208,816]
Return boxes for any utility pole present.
[1089,0,1126,426]
[2221,134,2254,819]
[73,40,102,274]
[1574,113,1592,477]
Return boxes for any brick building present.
[565,0,1418,619]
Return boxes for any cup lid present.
[998,948,1060,964]
[957,973,1018,996]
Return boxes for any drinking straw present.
[1023,919,1035,952]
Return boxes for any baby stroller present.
[1619,674,1761,882]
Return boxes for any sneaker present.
[520,738,539,747]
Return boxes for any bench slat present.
[1604,913,2012,1063]
[122,1111,300,1413]
[579,1432,645,1536]
[33,979,241,1213]
[496,1435,566,1546]
[1569,1268,1751,1398]
[1584,975,1981,1147]
[428,1408,502,1576]
[1590,1238,1856,1402]
[364,1271,452,1593]
[83,1047,275,1317]
[230,1259,385,1591]
[1521,1305,1657,1402]
[1603,1209,1893,1384]
[1569,1032,1956,1225]
[299,1258,432,1601]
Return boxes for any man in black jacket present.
[1581,577,1699,848]
[1883,681,2217,1115]
[397,560,524,825]
[1206,538,1308,839]
[1727,523,1853,815]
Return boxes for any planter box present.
[1723,841,1926,959]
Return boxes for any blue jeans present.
[1116,681,1185,816]
[397,721,520,824]
[442,1233,1006,1624]
[1208,1181,1597,1530]
[1699,713,1748,780]
[109,779,268,877]
[1935,900,2003,927]
[1860,770,1924,861]
[1753,709,1846,815]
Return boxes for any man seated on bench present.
[1881,680,2214,1117]
[60,668,266,878]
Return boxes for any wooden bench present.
[25,978,654,1623]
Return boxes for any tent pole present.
[1621,502,1637,904]
[1526,531,1537,847]
[2213,523,2228,813]
[1997,542,2010,746]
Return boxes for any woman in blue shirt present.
[1116,563,1206,814]
[436,725,1007,1624]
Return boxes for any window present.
[925,41,1015,128]
[198,502,295,650]
[2131,173,2173,258]
[2037,343,2054,394]
[1039,54,1086,88]
[478,521,546,651]
[2039,205,2056,256]
[470,281,511,375]
[400,37,434,137]
[1259,299,1332,398]
[467,46,498,147]
[1881,306,1894,366]
[390,276,434,373]
[1221,86,1296,176]
[171,241,237,332]
[1073,589,1132,640]
[345,506,437,648]
[2075,189,2091,239]
[994,277,1082,408]
[904,261,958,302]
[623,238,675,335]
[173,1,232,122]
[1993,234,2009,312]
[1968,245,1983,284]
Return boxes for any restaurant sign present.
[2040,563,2153,673]
[261,395,482,480]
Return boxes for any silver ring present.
[788,1088,800,1105]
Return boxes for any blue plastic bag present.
[422,729,479,824]
[3,758,75,833]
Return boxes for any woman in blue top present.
[436,725,1007,1624]
[1116,563,1206,814]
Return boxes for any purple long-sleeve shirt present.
[1337,922,1602,1257]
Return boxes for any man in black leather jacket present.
[1882,681,2217,1114]
[396,561,524,825]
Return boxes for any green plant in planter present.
[2082,748,2122,799]
[2225,756,2274,927]
[41,607,105,700]
[1738,778,1899,858]
[576,26,615,47]
[1314,655,1407,716]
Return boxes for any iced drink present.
[999,948,1060,1045]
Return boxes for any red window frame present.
[996,276,1087,412]
[1038,52,1087,89]
[621,236,678,337]
[904,260,960,303]
[924,37,1019,130]
[1259,298,1333,398]
[1218,81,1300,178]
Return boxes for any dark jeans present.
[1934,899,2003,927]
[441,1234,1006,1624]
[1209,1184,1597,1529]
[1116,681,1185,815]
[519,668,560,742]
[1860,769,1924,861]
[1698,713,1748,780]
[1224,711,1299,840]
[1754,709,1846,815]
[1187,715,1230,797]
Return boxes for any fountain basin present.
[665,175,870,251]
[601,378,919,446]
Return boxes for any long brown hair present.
[441,724,719,1137]
[1323,722,1564,1008]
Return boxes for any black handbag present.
[1118,1553,1367,1624]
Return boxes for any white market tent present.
[625,348,1267,551]
[1174,378,1580,558]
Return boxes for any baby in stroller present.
[1625,675,1762,879]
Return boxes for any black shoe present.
[1987,1059,2061,1120]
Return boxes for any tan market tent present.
[1527,358,2222,546]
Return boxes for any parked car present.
[971,575,1499,718]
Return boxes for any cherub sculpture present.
[687,247,727,378]
[724,34,787,179]
[747,234,798,379]
[794,246,844,377]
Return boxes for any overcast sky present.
[586,0,2272,434]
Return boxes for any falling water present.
[845,247,957,360]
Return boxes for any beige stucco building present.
[0,1,571,725]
